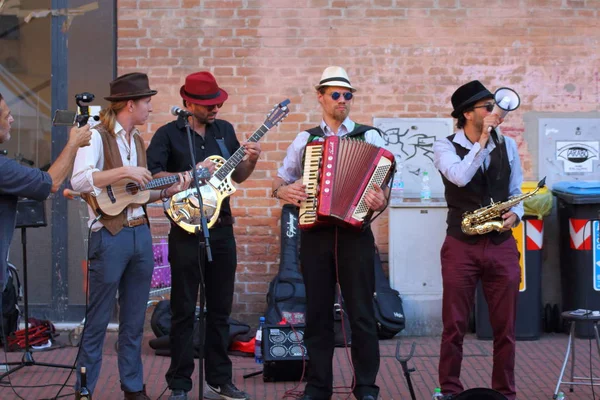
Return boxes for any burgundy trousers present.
[438,235,520,400]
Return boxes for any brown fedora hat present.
[180,71,228,106]
[104,72,158,102]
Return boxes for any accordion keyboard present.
[298,143,323,227]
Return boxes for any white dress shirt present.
[277,117,386,184]
[433,129,524,220]
[71,121,146,231]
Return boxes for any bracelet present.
[160,189,169,202]
[271,184,286,199]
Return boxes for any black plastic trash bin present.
[476,215,545,340]
[553,181,600,338]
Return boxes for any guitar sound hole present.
[126,182,139,196]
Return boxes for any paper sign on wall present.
[556,141,599,173]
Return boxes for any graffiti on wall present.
[374,118,454,197]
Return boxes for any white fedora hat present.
[315,66,356,92]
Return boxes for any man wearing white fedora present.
[271,66,387,400]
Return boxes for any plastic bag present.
[523,192,553,219]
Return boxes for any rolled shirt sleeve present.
[71,128,103,196]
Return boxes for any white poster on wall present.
[373,118,454,198]
[555,141,599,173]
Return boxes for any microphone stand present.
[182,115,212,400]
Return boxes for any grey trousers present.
[75,224,153,394]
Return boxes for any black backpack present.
[1,264,21,346]
[373,246,405,339]
[264,205,306,325]
[148,301,251,356]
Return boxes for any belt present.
[123,216,148,228]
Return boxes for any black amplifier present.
[262,324,308,382]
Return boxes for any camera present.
[52,92,100,127]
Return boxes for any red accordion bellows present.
[299,136,394,230]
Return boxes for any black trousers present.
[300,225,380,399]
[165,224,237,392]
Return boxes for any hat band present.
[108,89,154,98]
[183,88,222,100]
[319,77,351,85]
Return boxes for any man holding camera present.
[0,91,91,342]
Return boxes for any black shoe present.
[206,383,251,400]
[361,396,376,400]
[168,389,188,400]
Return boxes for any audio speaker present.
[262,324,308,382]
[15,198,47,228]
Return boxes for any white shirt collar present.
[320,117,354,136]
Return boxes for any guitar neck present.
[144,173,182,190]
[214,124,269,181]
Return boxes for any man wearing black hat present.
[147,71,260,400]
[71,72,190,399]
[433,80,523,400]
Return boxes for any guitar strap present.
[213,123,231,159]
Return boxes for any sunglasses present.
[472,103,494,112]
[329,91,353,101]
[206,103,223,110]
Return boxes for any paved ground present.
[2,330,600,400]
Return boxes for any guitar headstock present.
[264,99,291,129]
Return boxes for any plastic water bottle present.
[391,160,404,205]
[420,171,431,203]
[432,387,444,399]
[255,316,265,364]
[556,392,565,400]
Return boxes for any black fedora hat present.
[451,80,493,118]
[104,72,158,102]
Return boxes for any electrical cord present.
[0,264,26,400]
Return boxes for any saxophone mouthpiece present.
[538,177,546,188]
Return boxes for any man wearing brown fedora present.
[147,71,260,400]
[271,66,387,400]
[433,80,523,400]
[71,72,190,399]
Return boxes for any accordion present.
[299,136,395,231]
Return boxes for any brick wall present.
[117,0,600,322]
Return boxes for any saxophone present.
[461,177,546,235]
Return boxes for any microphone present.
[171,106,192,118]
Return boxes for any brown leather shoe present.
[123,384,151,400]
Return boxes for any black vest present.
[440,134,512,244]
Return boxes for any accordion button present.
[327,164,332,168]
[326,180,330,184]
[326,172,331,177]
[324,188,330,193]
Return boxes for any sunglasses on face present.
[329,91,353,101]
[202,103,223,110]
[472,103,494,112]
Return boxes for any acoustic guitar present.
[83,167,210,216]
[164,99,291,233]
